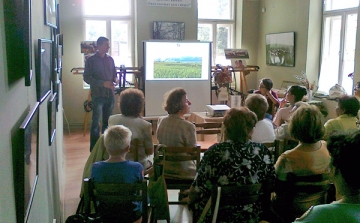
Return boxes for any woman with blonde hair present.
[272,104,331,222]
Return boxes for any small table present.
[188,112,224,152]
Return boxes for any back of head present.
[288,85,307,102]
[245,94,268,120]
[289,104,325,143]
[223,107,257,143]
[119,88,144,117]
[163,87,186,114]
[261,78,273,90]
[97,36,109,46]
[338,95,360,117]
[327,130,360,191]
[104,125,132,156]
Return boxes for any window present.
[197,0,234,66]
[318,0,359,94]
[84,0,133,67]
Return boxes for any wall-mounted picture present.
[224,49,249,59]
[4,0,32,86]
[81,41,97,54]
[153,21,185,40]
[36,39,52,103]
[48,93,57,145]
[266,32,295,67]
[44,0,57,28]
[12,102,39,222]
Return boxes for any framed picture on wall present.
[48,93,57,145]
[265,32,295,67]
[153,21,185,40]
[36,39,52,103]
[44,0,57,28]
[12,102,40,222]
[3,0,32,86]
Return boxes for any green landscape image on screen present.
[154,57,202,78]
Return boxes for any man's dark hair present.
[97,36,109,46]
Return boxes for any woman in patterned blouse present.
[188,107,275,223]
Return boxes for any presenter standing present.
[84,36,118,152]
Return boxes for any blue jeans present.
[90,96,114,152]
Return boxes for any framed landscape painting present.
[153,21,185,40]
[266,32,295,67]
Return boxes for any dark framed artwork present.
[36,39,52,103]
[55,3,60,34]
[153,21,185,40]
[3,0,33,86]
[44,0,57,28]
[12,102,39,222]
[265,32,295,67]
[48,93,57,145]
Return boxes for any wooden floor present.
[63,129,192,223]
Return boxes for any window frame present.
[83,1,135,67]
[318,4,358,94]
[197,0,235,66]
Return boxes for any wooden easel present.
[71,66,144,136]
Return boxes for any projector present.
[205,104,231,117]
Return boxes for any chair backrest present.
[193,122,222,135]
[83,178,150,223]
[131,138,140,162]
[156,145,201,170]
[211,181,272,222]
[275,173,330,221]
[263,140,281,163]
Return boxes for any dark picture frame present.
[12,102,40,222]
[153,21,185,40]
[48,93,57,145]
[36,39,52,103]
[265,32,295,67]
[3,0,33,86]
[44,0,57,28]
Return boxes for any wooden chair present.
[272,173,330,223]
[193,122,222,152]
[208,181,272,222]
[83,178,154,223]
[154,145,201,205]
[263,140,281,163]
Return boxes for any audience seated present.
[272,104,331,222]
[324,95,359,139]
[188,107,275,222]
[81,89,153,196]
[156,87,197,178]
[245,94,276,143]
[254,78,280,120]
[275,101,307,141]
[294,130,360,223]
[273,85,307,127]
[91,125,144,223]
[108,88,153,169]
